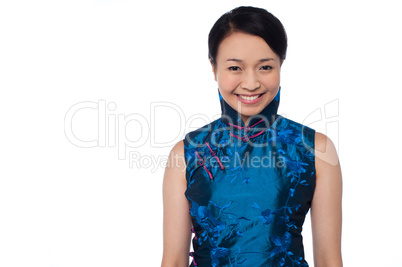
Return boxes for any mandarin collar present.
[218,87,281,134]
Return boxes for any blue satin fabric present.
[183,87,316,267]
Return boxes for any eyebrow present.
[226,58,274,63]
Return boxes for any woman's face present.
[212,31,283,125]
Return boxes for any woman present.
[162,6,342,267]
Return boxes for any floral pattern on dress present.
[184,88,315,267]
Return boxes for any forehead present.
[216,31,278,61]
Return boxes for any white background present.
[1,0,401,266]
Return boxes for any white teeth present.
[238,94,260,101]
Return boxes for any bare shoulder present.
[171,140,184,156]
[166,140,186,172]
[314,131,340,168]
[164,140,186,185]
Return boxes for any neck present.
[240,114,252,127]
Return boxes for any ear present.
[210,58,217,81]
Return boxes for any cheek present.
[261,72,281,88]
[217,72,240,91]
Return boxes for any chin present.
[240,107,263,117]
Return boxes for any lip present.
[235,93,265,104]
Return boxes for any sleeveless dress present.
[183,87,316,267]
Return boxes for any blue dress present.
[183,87,316,267]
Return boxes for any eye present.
[260,65,272,70]
[228,66,241,71]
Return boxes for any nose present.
[241,70,260,91]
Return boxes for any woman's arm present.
[311,132,343,267]
[161,140,192,267]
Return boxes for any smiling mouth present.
[236,93,264,101]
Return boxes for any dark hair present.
[208,6,288,65]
